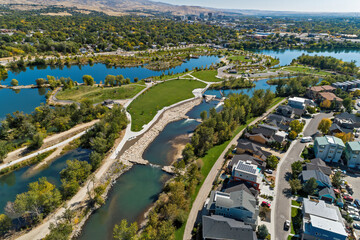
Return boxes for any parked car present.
[264,169,273,174]
[350,214,360,221]
[353,223,360,229]
[347,205,358,212]
[348,210,359,216]
[284,220,290,231]
[300,136,313,143]
[344,195,354,201]
[261,201,271,208]
[355,199,360,208]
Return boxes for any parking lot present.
[343,173,360,237]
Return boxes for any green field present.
[291,200,301,207]
[282,66,332,76]
[228,55,251,62]
[128,79,206,131]
[56,85,145,104]
[191,70,222,82]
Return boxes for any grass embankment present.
[174,97,284,239]
[282,66,332,76]
[191,70,222,82]
[56,85,145,104]
[228,55,251,62]
[128,79,206,131]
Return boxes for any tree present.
[290,120,304,134]
[335,132,354,143]
[45,222,72,240]
[291,161,303,179]
[318,118,332,135]
[266,155,279,170]
[289,179,302,194]
[10,79,18,86]
[113,219,138,240]
[257,224,269,239]
[320,99,331,109]
[182,143,195,164]
[29,132,43,150]
[60,159,92,184]
[332,171,342,188]
[303,177,318,196]
[200,110,207,121]
[83,75,94,86]
[134,77,138,83]
[288,130,297,140]
[0,214,11,235]
[36,78,46,87]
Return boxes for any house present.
[345,141,360,169]
[223,182,259,198]
[206,189,259,228]
[236,139,272,160]
[307,85,336,100]
[247,124,287,145]
[276,105,294,118]
[244,133,269,145]
[301,198,347,240]
[332,80,360,91]
[334,112,360,129]
[305,158,332,176]
[232,160,262,190]
[228,154,266,172]
[313,136,345,163]
[318,92,343,103]
[202,215,258,240]
[318,187,336,203]
[252,124,279,138]
[288,97,314,109]
[300,170,332,188]
[329,123,343,135]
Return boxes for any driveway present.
[273,113,332,240]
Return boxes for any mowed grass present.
[191,70,222,82]
[174,97,284,240]
[282,66,332,76]
[128,79,206,131]
[56,85,145,104]
[228,55,251,62]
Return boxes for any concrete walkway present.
[183,98,286,240]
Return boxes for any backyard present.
[128,79,206,131]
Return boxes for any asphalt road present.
[273,112,333,240]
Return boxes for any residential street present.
[273,112,333,240]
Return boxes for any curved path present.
[183,98,286,240]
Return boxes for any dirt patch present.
[41,12,72,16]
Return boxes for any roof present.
[266,114,293,124]
[315,135,345,147]
[336,112,360,122]
[346,141,360,152]
[305,158,332,176]
[329,123,343,133]
[301,170,332,187]
[289,97,306,103]
[293,108,305,116]
[319,187,336,199]
[223,182,258,197]
[251,128,275,138]
[309,85,336,92]
[234,160,258,175]
[208,189,257,214]
[309,215,347,237]
[236,139,272,158]
[303,198,339,221]
[258,124,279,131]
[318,92,343,102]
[229,154,265,169]
[202,215,257,240]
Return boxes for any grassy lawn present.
[128,79,206,131]
[291,207,302,235]
[152,72,188,81]
[191,70,222,82]
[228,55,251,62]
[282,66,332,76]
[174,97,284,240]
[291,200,301,207]
[56,84,145,104]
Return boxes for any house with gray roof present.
[318,187,336,203]
[301,198,347,240]
[207,189,259,228]
[314,136,345,163]
[345,141,360,169]
[300,170,332,188]
[202,215,257,240]
[228,154,266,172]
[236,139,271,160]
[305,158,332,176]
[334,112,360,129]
[232,160,262,190]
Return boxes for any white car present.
[300,137,312,143]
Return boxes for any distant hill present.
[2,0,215,16]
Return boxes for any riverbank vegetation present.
[291,54,358,75]
[128,79,206,131]
[1,106,128,238]
[0,102,108,162]
[129,90,277,240]
[56,84,145,104]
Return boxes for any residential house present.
[232,160,262,190]
[314,136,345,163]
[228,154,266,172]
[332,80,360,91]
[301,198,347,240]
[306,85,336,100]
[345,141,360,169]
[276,105,294,118]
[329,123,344,135]
[318,187,336,203]
[288,97,314,109]
[206,189,259,228]
[333,112,360,129]
[246,124,287,145]
[202,215,258,240]
[300,170,332,188]
[317,92,343,104]
[305,158,332,176]
[223,182,259,198]
[236,139,272,160]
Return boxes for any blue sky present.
[153,0,360,12]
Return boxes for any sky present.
[153,0,360,12]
